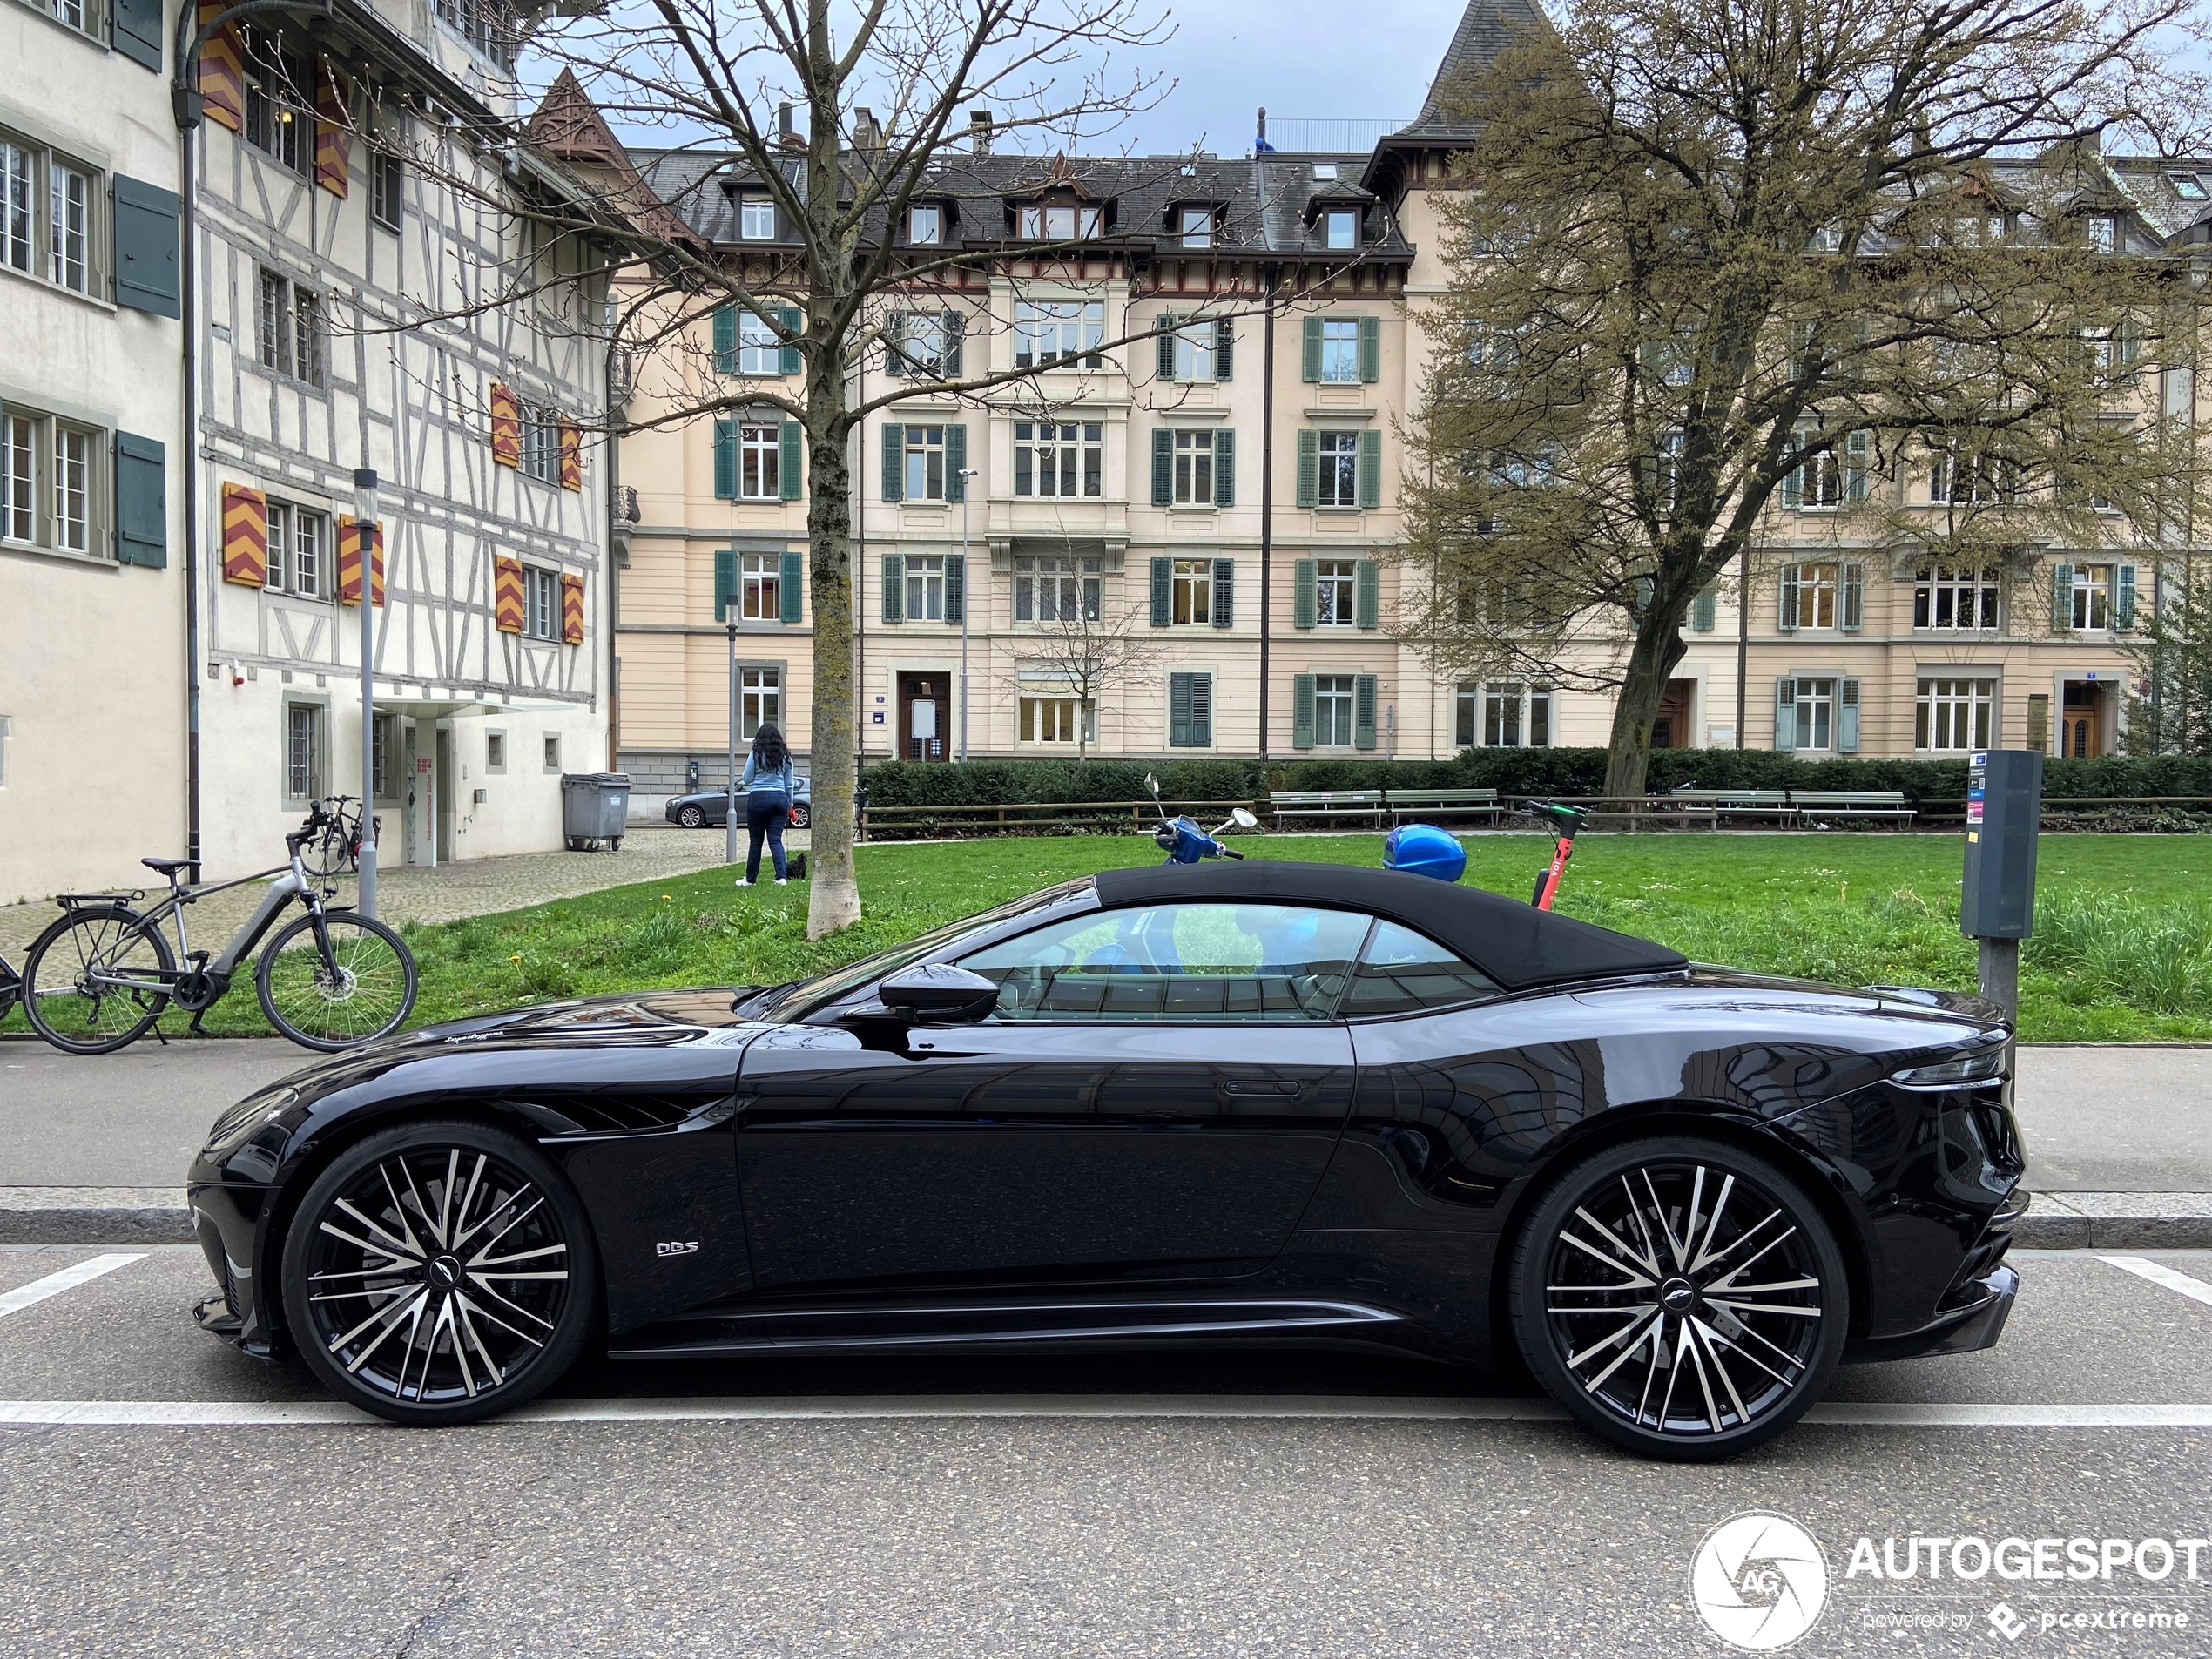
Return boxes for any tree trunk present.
[804,393,860,940]
[1602,615,1690,800]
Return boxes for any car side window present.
[1340,921,1500,1017]
[957,903,1371,1022]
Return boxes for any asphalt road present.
[2,1245,2210,1656]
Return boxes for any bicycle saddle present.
[141,856,197,876]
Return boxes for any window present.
[1017,203,1102,240]
[3,137,102,296]
[51,421,89,551]
[738,550,781,620]
[369,130,403,232]
[243,38,309,172]
[1,411,32,542]
[1014,556,1099,622]
[1171,430,1214,505]
[2086,214,2115,253]
[1784,562,1839,630]
[373,711,401,798]
[523,566,559,639]
[262,501,327,597]
[1454,679,1551,747]
[1171,558,1212,625]
[516,401,558,482]
[1179,207,1213,248]
[894,311,950,376]
[959,902,1369,1022]
[0,404,102,555]
[48,159,88,292]
[1313,675,1356,745]
[542,732,561,772]
[1016,675,1094,745]
[257,269,324,386]
[284,703,326,800]
[1341,921,1498,1016]
[902,425,946,501]
[1788,677,1835,750]
[738,196,776,239]
[739,665,780,737]
[2,141,29,273]
[738,424,780,500]
[1014,300,1104,368]
[1930,448,2022,505]
[1325,209,1357,250]
[1317,431,1359,507]
[1916,678,1995,751]
[435,0,511,65]
[1318,319,1360,382]
[1014,421,1103,496]
[905,555,946,622]
[482,728,504,776]
[1313,560,1356,626]
[1170,320,1217,381]
[2173,173,2208,202]
[738,311,782,375]
[907,205,941,244]
[46,0,93,36]
[2069,563,2114,631]
[1914,563,2000,630]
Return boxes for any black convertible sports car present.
[187,861,2024,1458]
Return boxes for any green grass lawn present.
[6,833,2210,1043]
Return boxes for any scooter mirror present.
[1143,772,1160,797]
[1230,808,1258,830]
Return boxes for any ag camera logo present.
[1689,1512,1830,1650]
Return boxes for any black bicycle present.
[18,805,418,1055]
[300,795,378,879]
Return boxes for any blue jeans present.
[745,790,789,881]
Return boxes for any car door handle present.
[1221,1080,1303,1096]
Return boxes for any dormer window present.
[908,205,942,244]
[1325,209,1357,250]
[1312,164,1338,180]
[1179,207,1213,248]
[739,196,776,239]
[2172,173,2208,201]
[2087,213,2116,253]
[1019,202,1102,239]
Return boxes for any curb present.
[0,1189,194,1245]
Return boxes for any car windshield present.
[756,879,1096,1022]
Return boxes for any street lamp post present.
[958,468,977,762]
[725,618,739,865]
[354,468,379,920]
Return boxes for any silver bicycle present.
[20,804,418,1055]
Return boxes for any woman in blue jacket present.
[736,722,795,886]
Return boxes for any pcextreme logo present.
[1689,1511,1831,1650]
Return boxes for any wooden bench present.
[1666,788,1797,827]
[1790,789,1915,826]
[1267,790,1385,830]
[1385,787,1502,826]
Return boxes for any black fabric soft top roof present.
[1090,861,1687,991]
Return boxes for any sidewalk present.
[0,1042,2204,1245]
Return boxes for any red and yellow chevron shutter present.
[198,2,243,133]
[493,556,525,634]
[558,419,582,491]
[560,573,585,644]
[489,383,520,468]
[314,65,350,199]
[335,515,385,606]
[220,483,267,586]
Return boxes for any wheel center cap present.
[1660,1276,1697,1313]
[428,1255,462,1289]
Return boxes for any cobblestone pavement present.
[0,825,808,955]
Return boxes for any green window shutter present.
[942,310,963,379]
[944,553,965,624]
[1691,585,1716,632]
[1774,677,1797,751]
[1151,428,1173,507]
[712,419,736,500]
[1845,429,1871,503]
[779,304,802,376]
[712,307,735,374]
[779,550,803,623]
[945,425,967,502]
[111,0,163,69]
[1357,428,1381,509]
[1189,672,1212,747]
[1215,317,1234,382]
[1292,559,1316,628]
[883,312,906,378]
[2116,563,2139,630]
[779,421,802,501]
[1777,564,1799,631]
[1169,671,1194,747]
[1296,429,1318,507]
[1358,314,1381,383]
[1301,316,1322,382]
[1156,314,1177,381]
[881,424,904,502]
[1212,558,1234,629]
[1291,674,1316,750]
[881,554,904,624]
[713,548,735,621]
[1838,677,1861,753]
[113,432,165,568]
[1353,674,1379,750]
[1841,561,1865,632]
[112,177,179,317]
[1213,428,1235,507]
[2051,561,2074,633]
[1150,556,1172,626]
[1355,559,1379,628]
[1781,438,1804,508]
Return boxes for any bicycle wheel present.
[255,910,418,1052]
[22,905,176,1054]
[300,819,354,880]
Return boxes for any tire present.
[300,826,353,880]
[255,910,418,1052]
[1507,1134,1848,1461]
[610,836,622,852]
[281,1119,600,1426]
[21,904,175,1055]
[675,805,705,829]
[789,802,810,830]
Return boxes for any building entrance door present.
[898,672,948,762]
[1651,678,1696,750]
[2060,683,2103,759]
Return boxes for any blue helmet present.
[1384,823,1467,883]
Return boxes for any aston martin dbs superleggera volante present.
[187,861,2025,1458]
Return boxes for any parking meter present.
[1960,751,2042,1018]
[686,759,701,792]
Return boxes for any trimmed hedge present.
[860,752,2212,811]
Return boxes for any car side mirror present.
[878,962,1000,1026]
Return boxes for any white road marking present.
[0,1255,145,1320]
[2102,1254,2212,1310]
[0,1397,2209,1429]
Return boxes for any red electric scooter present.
[1521,800,1588,911]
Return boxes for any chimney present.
[969,108,993,155]
[1257,107,1267,146]
[777,101,804,151]
[853,106,881,151]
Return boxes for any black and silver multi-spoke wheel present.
[21,904,174,1055]
[255,910,417,1052]
[1509,1136,1848,1460]
[282,1122,598,1425]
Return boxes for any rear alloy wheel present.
[789,801,810,829]
[282,1121,598,1425]
[676,805,705,829]
[1509,1136,1847,1460]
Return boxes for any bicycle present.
[18,804,419,1055]
[300,794,379,879]
[0,949,18,1023]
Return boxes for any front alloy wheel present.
[1510,1136,1847,1460]
[282,1122,597,1425]
[675,805,705,829]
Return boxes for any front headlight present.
[1888,1052,2006,1089]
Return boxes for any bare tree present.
[1398,0,2210,797]
[996,590,1159,759]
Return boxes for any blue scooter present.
[1143,772,1256,864]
